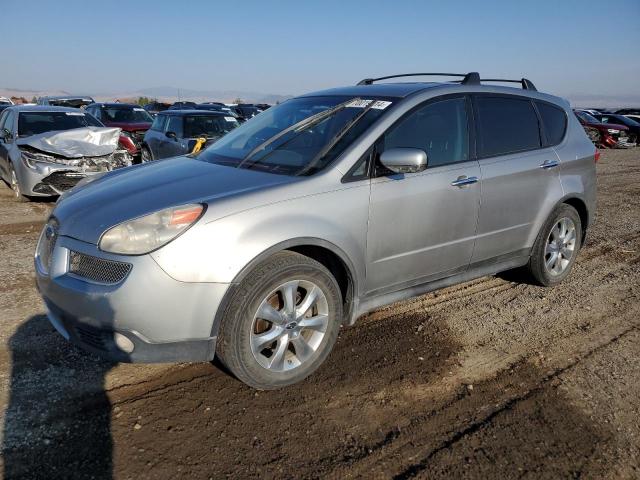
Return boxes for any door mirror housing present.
[0,128,12,143]
[379,148,427,174]
[165,131,177,139]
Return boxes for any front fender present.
[150,185,370,288]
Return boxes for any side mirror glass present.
[165,131,177,140]
[379,147,427,174]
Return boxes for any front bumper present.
[35,235,229,363]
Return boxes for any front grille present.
[41,171,86,192]
[75,324,110,351]
[68,251,132,284]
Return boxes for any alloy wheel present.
[250,279,329,372]
[544,217,577,276]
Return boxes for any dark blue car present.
[141,110,240,161]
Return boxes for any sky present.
[4,0,640,102]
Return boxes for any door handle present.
[540,160,559,169]
[451,176,479,187]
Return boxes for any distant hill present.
[0,86,292,105]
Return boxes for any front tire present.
[8,164,28,202]
[140,146,153,163]
[216,251,343,389]
[526,204,582,286]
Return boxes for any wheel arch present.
[210,237,359,339]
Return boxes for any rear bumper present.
[35,234,230,363]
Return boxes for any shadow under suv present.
[35,72,596,389]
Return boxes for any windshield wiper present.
[296,101,375,176]
[240,97,360,165]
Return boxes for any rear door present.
[365,95,481,295]
[470,94,564,263]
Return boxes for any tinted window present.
[476,96,541,157]
[183,115,239,138]
[150,114,168,131]
[535,101,567,146]
[384,97,469,168]
[102,107,153,123]
[17,111,102,137]
[166,116,183,137]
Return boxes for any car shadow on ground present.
[2,309,120,479]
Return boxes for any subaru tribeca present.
[35,72,597,389]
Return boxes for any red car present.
[573,110,630,148]
[85,103,153,160]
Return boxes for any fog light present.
[114,332,135,353]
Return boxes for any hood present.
[53,156,296,244]
[103,121,151,131]
[16,127,121,158]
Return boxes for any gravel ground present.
[0,148,639,479]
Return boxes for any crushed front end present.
[20,147,133,195]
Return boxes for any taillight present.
[594,149,600,163]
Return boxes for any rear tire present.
[216,251,342,390]
[525,204,582,286]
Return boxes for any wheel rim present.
[544,217,577,276]
[141,149,151,162]
[250,279,329,372]
[10,168,20,198]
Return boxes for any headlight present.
[607,129,620,134]
[99,204,204,255]
[21,150,61,168]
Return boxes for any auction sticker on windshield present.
[346,99,392,109]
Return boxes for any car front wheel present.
[140,146,153,163]
[216,251,342,389]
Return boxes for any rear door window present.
[535,101,567,146]
[475,96,541,157]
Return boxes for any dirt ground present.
[0,149,639,479]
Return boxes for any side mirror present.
[379,148,427,174]
[0,128,12,143]
[165,131,177,140]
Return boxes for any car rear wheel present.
[525,204,582,286]
[140,146,153,163]
[8,164,28,202]
[216,251,342,389]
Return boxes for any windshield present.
[17,111,103,137]
[184,115,240,138]
[103,107,153,123]
[197,96,391,176]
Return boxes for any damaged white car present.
[0,106,133,200]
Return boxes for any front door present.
[365,96,481,295]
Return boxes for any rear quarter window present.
[475,96,541,157]
[535,102,567,146]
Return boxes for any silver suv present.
[35,72,596,389]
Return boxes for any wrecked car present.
[85,103,154,161]
[37,96,95,109]
[0,106,132,201]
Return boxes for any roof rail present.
[480,78,537,91]
[357,72,480,86]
